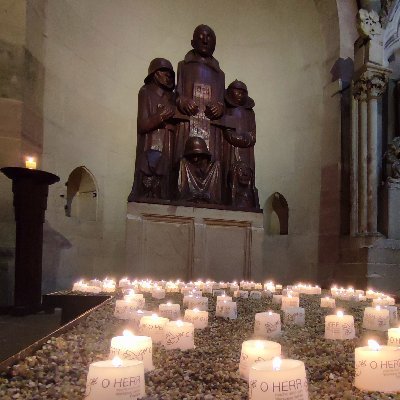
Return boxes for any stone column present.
[351,9,391,235]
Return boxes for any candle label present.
[110,346,152,361]
[187,298,208,310]
[84,375,142,398]
[114,302,145,318]
[388,336,400,346]
[216,303,237,319]
[159,309,180,319]
[363,311,389,329]
[165,330,193,346]
[255,320,281,335]
[249,378,308,399]
[325,321,355,338]
[284,311,305,326]
[355,357,400,377]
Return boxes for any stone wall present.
[1,0,360,294]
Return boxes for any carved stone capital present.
[353,69,389,100]
[357,9,383,39]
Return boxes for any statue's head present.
[184,136,211,165]
[191,25,216,58]
[145,58,175,90]
[226,80,248,106]
[234,161,253,187]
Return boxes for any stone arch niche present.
[65,166,98,221]
[264,193,289,235]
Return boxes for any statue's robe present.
[128,82,175,201]
[175,50,225,186]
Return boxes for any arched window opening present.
[65,166,98,221]
[264,192,289,235]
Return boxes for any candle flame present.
[337,311,344,317]
[193,308,199,312]
[112,356,123,367]
[272,356,282,371]
[255,341,264,349]
[151,313,158,318]
[123,329,133,337]
[177,320,183,326]
[268,311,273,316]
[368,340,380,351]
[376,305,381,311]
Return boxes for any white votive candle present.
[114,299,144,320]
[320,297,335,308]
[215,300,237,319]
[217,295,232,303]
[151,288,165,299]
[130,310,152,332]
[250,291,262,299]
[84,357,145,400]
[249,357,309,400]
[281,295,300,310]
[254,312,281,338]
[355,340,400,393]
[239,340,281,381]
[164,320,194,350]
[187,296,208,311]
[283,307,305,326]
[324,311,355,340]
[362,306,390,331]
[158,303,181,320]
[387,327,400,347]
[109,331,154,372]
[139,314,169,344]
[184,308,208,329]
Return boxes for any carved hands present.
[205,101,224,120]
[178,97,199,116]
[158,104,175,122]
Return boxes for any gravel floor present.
[0,291,399,399]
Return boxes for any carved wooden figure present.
[128,58,176,201]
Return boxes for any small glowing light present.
[255,341,264,349]
[137,310,143,314]
[25,156,37,169]
[112,356,123,367]
[151,313,158,319]
[368,340,381,351]
[123,330,133,337]
[167,302,171,306]
[176,320,183,327]
[268,311,273,316]
[376,305,381,311]
[272,356,282,371]
[193,308,199,312]
[337,311,344,317]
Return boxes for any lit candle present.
[283,307,305,326]
[163,320,194,350]
[387,327,400,347]
[158,303,181,320]
[354,340,400,393]
[109,330,154,372]
[130,310,152,332]
[215,300,237,319]
[249,357,309,400]
[320,297,335,308]
[187,296,208,311]
[216,294,232,303]
[372,297,395,307]
[184,308,208,329]
[239,340,281,381]
[151,287,165,299]
[25,156,37,169]
[281,295,300,310]
[324,311,355,340]
[114,299,146,320]
[139,314,169,344]
[362,306,390,331]
[254,312,281,339]
[84,357,145,400]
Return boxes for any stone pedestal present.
[382,180,400,240]
[126,202,264,281]
[1,167,59,315]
